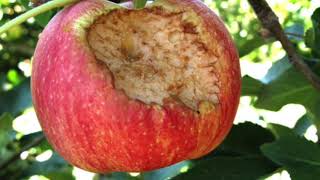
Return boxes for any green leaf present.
[35,10,53,27]
[287,165,320,180]
[262,56,291,83]
[267,123,297,139]
[214,122,274,156]
[0,73,6,92]
[7,70,22,86]
[254,57,320,112]
[285,24,304,42]
[237,33,274,58]
[173,156,278,180]
[0,78,32,116]
[0,0,9,6]
[18,0,31,10]
[143,161,191,180]
[44,172,75,180]
[261,136,320,180]
[172,123,276,180]
[19,132,51,152]
[99,172,139,180]
[254,57,320,130]
[0,113,14,149]
[0,159,29,179]
[21,153,75,180]
[311,8,320,57]
[133,0,147,9]
[241,75,264,96]
[293,114,313,136]
[0,113,17,174]
[305,28,315,48]
[308,105,320,132]
[99,161,192,180]
[305,8,320,57]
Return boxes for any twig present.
[0,0,79,35]
[248,0,320,91]
[0,134,45,170]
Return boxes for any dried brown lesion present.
[87,7,220,111]
[182,22,197,34]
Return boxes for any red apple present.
[31,0,241,172]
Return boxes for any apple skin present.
[31,0,241,172]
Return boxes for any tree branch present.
[248,0,320,91]
[0,134,45,170]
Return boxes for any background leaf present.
[309,8,320,57]
[35,10,53,27]
[133,0,147,9]
[173,156,278,180]
[0,113,14,149]
[241,75,264,96]
[214,122,275,156]
[20,153,75,180]
[267,123,298,139]
[142,161,191,180]
[261,136,320,180]
[254,58,320,112]
[285,24,304,42]
[293,114,313,136]
[0,79,32,116]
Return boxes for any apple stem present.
[0,0,79,35]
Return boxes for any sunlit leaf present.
[6,25,24,40]
[7,69,22,85]
[0,0,9,6]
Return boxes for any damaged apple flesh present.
[32,0,241,172]
[88,8,220,110]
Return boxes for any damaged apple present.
[31,0,241,172]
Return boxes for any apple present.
[31,0,241,172]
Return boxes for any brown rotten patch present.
[87,8,220,110]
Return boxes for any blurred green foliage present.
[0,0,320,179]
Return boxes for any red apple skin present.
[31,0,241,172]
